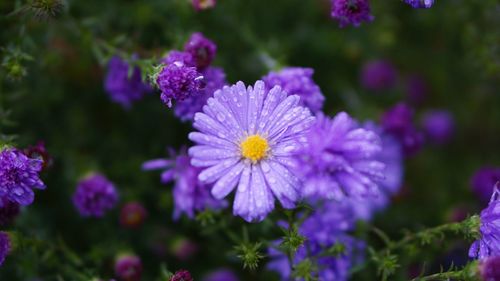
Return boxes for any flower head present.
[156,62,205,107]
[142,148,226,219]
[262,67,325,113]
[479,256,500,281]
[404,0,434,9]
[381,103,424,156]
[119,202,147,229]
[188,81,315,222]
[0,148,45,206]
[330,0,374,28]
[170,270,193,281]
[72,173,119,218]
[471,167,500,204]
[192,0,216,11]
[114,254,142,281]
[360,60,397,91]
[296,112,384,201]
[421,110,455,144]
[0,231,11,266]
[469,185,500,259]
[184,32,217,70]
[0,198,20,227]
[174,67,226,121]
[104,56,151,109]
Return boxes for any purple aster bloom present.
[114,254,142,281]
[184,32,217,70]
[175,66,227,121]
[170,270,193,281]
[479,256,500,281]
[192,0,216,11]
[188,81,315,222]
[381,103,424,156]
[262,67,325,113]
[0,198,20,227]
[469,185,500,259]
[471,167,500,204]
[330,0,374,28]
[156,61,205,108]
[405,74,429,105]
[296,112,384,201]
[72,173,119,218]
[162,50,195,67]
[203,269,239,281]
[421,110,455,145]
[0,231,11,266]
[0,148,45,206]
[404,0,434,9]
[142,148,227,219]
[360,60,397,91]
[104,56,151,109]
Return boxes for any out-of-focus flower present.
[0,231,11,266]
[0,198,20,227]
[192,0,216,11]
[203,269,239,281]
[421,110,455,144]
[170,270,193,281]
[156,61,205,108]
[404,0,434,9]
[360,60,397,91]
[188,81,315,222]
[469,185,500,259]
[471,167,500,204]
[171,238,198,261]
[104,56,151,109]
[119,202,147,229]
[405,74,428,105]
[0,148,45,206]
[114,254,142,281]
[174,67,226,121]
[296,112,384,201]
[24,141,52,170]
[262,67,325,113]
[142,149,227,219]
[330,0,374,27]
[381,103,424,156]
[162,51,195,67]
[184,32,217,70]
[478,256,500,281]
[72,173,119,218]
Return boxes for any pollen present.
[240,135,269,162]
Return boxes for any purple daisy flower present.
[174,66,227,121]
[469,185,500,259]
[184,32,217,70]
[188,81,315,222]
[404,0,434,9]
[360,60,397,92]
[203,269,239,281]
[156,61,205,108]
[262,67,325,113]
[104,56,151,109]
[142,148,227,219]
[381,103,424,156]
[72,173,119,218]
[330,0,374,28]
[0,148,45,206]
[471,167,500,204]
[192,0,216,11]
[421,110,455,145]
[296,112,384,201]
[114,254,142,281]
[0,231,11,266]
[0,198,20,227]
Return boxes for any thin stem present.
[411,270,463,281]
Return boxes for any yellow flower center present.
[240,135,269,162]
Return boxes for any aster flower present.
[0,148,45,206]
[262,67,325,113]
[156,61,205,107]
[119,202,147,229]
[296,112,384,201]
[381,103,424,156]
[404,0,434,9]
[188,81,315,222]
[330,0,374,28]
[421,110,455,144]
[0,198,20,227]
[360,60,397,92]
[192,0,216,11]
[478,256,500,281]
[469,185,500,259]
[72,173,119,218]
[184,32,217,70]
[203,269,239,281]
[142,148,227,219]
[104,56,151,109]
[114,254,142,281]
[0,231,11,266]
[170,270,193,281]
[471,167,500,204]
[174,66,227,121]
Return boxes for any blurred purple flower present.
[24,141,51,171]
[104,56,151,109]
[381,103,424,156]
[184,32,217,70]
[360,60,397,91]
[203,269,239,281]
[119,202,147,229]
[156,61,205,108]
[469,185,500,259]
[114,255,142,281]
[421,110,455,144]
[0,198,20,227]
[405,74,429,105]
[330,0,374,27]
[171,238,198,261]
[170,270,193,281]
[471,167,500,204]
[0,231,11,266]
[72,173,119,218]
[262,67,325,113]
[192,0,216,11]
[479,256,500,281]
[404,0,434,9]
[0,148,45,206]
[162,50,195,67]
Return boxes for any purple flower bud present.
[381,103,424,156]
[471,167,500,204]
[184,32,217,70]
[119,202,147,229]
[330,0,374,27]
[72,173,119,218]
[361,60,397,91]
[170,270,193,281]
[114,255,142,281]
[421,110,455,144]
